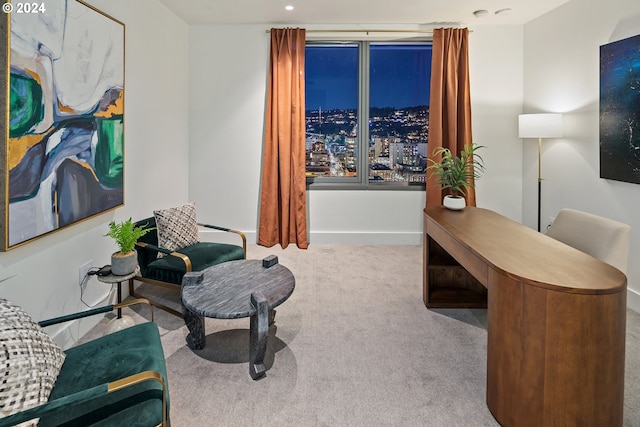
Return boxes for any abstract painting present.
[600,34,640,184]
[0,0,124,250]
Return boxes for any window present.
[305,42,432,189]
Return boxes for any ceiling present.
[156,0,569,27]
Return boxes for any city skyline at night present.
[305,43,431,184]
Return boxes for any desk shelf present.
[424,237,487,308]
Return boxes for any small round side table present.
[97,267,139,335]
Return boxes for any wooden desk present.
[423,207,627,427]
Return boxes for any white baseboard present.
[200,230,422,245]
[628,288,640,314]
[309,231,422,245]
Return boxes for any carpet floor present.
[94,244,640,427]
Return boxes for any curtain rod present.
[265,29,472,35]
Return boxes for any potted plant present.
[427,143,485,210]
[105,218,155,276]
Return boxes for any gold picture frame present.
[1,0,125,250]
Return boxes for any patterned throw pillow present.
[154,202,201,257]
[0,299,66,426]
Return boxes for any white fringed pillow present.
[0,299,66,426]
[154,202,200,257]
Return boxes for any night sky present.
[305,44,432,110]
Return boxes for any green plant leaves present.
[105,218,154,254]
[426,144,485,197]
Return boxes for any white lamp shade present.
[518,113,563,138]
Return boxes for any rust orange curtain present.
[426,28,475,208]
[258,28,308,249]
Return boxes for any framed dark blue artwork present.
[600,33,640,184]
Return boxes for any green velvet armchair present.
[129,216,246,317]
[0,299,169,427]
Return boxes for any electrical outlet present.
[79,260,92,286]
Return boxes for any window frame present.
[305,40,431,191]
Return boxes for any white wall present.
[523,0,640,311]
[189,24,524,245]
[470,26,524,222]
[0,0,190,348]
[188,25,266,241]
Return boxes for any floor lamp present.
[518,113,563,232]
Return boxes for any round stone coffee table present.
[181,259,295,380]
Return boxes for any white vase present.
[443,195,466,210]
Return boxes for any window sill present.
[306,180,426,191]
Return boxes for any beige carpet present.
[97,244,640,427]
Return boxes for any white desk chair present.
[546,208,631,274]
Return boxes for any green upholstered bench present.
[0,299,169,427]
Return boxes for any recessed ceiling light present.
[285,5,294,11]
[473,10,488,18]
